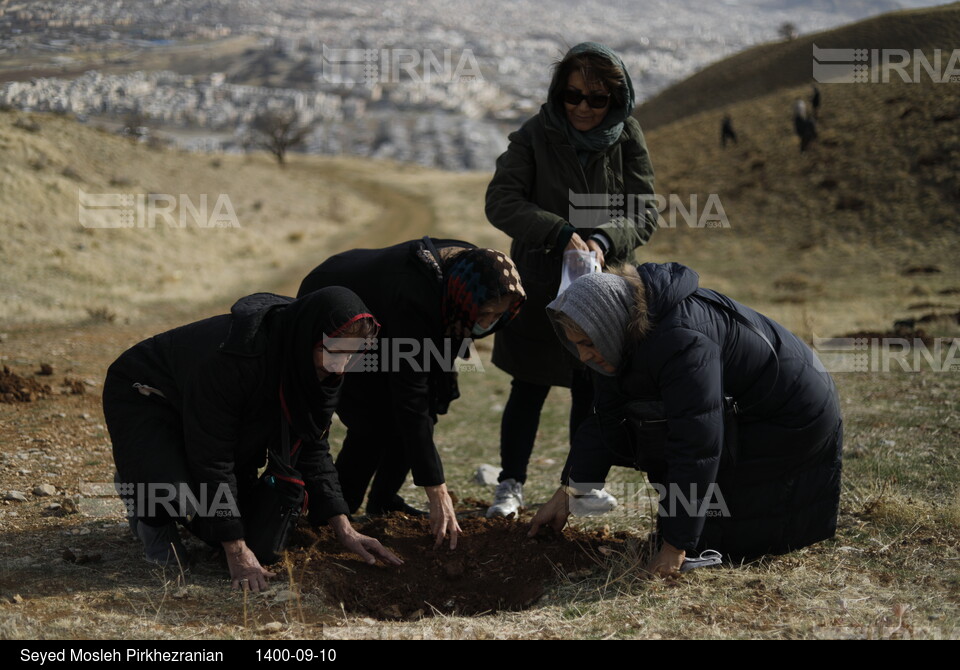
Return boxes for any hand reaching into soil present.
[425,483,462,550]
[329,514,403,566]
[223,538,275,592]
[644,542,686,578]
[528,486,571,537]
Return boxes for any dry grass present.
[0,111,382,325]
[636,2,960,130]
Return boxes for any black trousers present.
[102,373,251,545]
[331,377,434,513]
[103,375,195,528]
[497,368,593,484]
[333,416,412,513]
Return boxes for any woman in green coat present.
[485,42,658,517]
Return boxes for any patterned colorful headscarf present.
[441,249,525,339]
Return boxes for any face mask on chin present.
[471,320,497,337]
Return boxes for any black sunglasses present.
[562,89,611,109]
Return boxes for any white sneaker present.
[680,549,723,572]
[568,487,618,516]
[486,479,524,518]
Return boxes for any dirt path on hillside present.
[270,159,437,296]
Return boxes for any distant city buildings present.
[0,0,908,170]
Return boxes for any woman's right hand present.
[223,538,275,592]
[565,232,589,253]
[425,483,462,550]
[528,486,571,537]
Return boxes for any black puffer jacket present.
[563,263,842,558]
[104,292,355,541]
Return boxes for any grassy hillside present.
[636,2,960,130]
[0,111,392,325]
[639,73,960,340]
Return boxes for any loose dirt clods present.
[0,366,53,403]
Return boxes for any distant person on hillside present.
[721,114,738,148]
[103,289,402,590]
[484,42,658,519]
[298,238,525,549]
[793,99,817,152]
[530,264,844,576]
[811,85,821,119]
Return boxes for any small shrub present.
[85,306,117,323]
[13,117,41,133]
[61,166,84,182]
[28,153,50,171]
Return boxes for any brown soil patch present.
[0,366,53,403]
[290,515,632,619]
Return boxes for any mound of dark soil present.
[291,515,634,619]
[0,366,53,403]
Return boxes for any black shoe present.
[137,521,189,568]
[127,516,139,539]
[366,494,427,517]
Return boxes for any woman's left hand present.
[644,542,686,578]
[329,515,404,566]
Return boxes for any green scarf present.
[543,42,636,162]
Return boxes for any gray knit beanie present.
[546,273,635,376]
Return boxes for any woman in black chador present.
[103,288,401,591]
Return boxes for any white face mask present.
[472,320,497,337]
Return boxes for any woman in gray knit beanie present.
[534,263,843,579]
[547,272,641,376]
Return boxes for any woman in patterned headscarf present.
[298,237,525,549]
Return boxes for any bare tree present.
[249,109,310,166]
[778,22,799,41]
